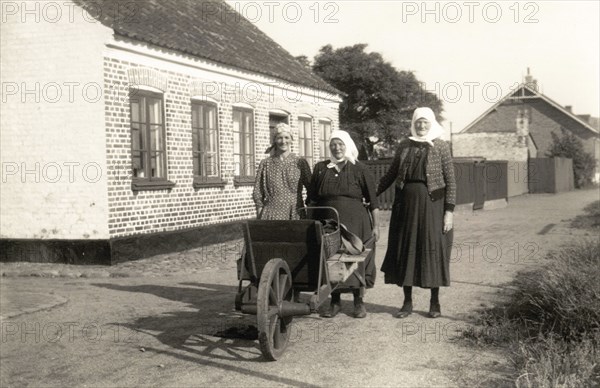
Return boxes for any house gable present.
[463,85,598,135]
[0,2,113,240]
[461,84,598,157]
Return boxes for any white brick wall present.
[0,1,341,241]
[104,46,340,238]
[1,0,112,239]
[452,133,528,162]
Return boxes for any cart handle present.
[298,206,340,226]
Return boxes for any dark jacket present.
[377,138,456,211]
[308,160,379,211]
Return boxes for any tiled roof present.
[462,84,598,134]
[73,0,340,95]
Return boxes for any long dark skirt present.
[314,197,376,289]
[381,183,452,287]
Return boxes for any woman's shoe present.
[395,302,413,318]
[428,302,441,318]
[321,302,341,318]
[353,297,367,318]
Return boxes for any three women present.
[253,108,455,319]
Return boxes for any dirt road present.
[1,190,597,387]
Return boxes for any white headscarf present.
[409,107,444,146]
[327,129,359,167]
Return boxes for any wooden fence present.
[528,157,574,193]
[364,159,509,210]
[363,159,395,210]
[485,161,509,201]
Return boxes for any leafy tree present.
[294,55,311,69]
[546,128,595,188]
[312,44,443,157]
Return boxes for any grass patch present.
[570,200,600,230]
[462,238,600,387]
[512,333,599,388]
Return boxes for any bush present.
[546,129,596,188]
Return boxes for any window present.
[192,101,224,188]
[233,108,255,184]
[130,90,174,190]
[319,120,332,160]
[298,117,313,166]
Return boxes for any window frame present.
[298,116,314,167]
[129,89,174,191]
[191,101,226,189]
[232,107,256,186]
[318,119,332,161]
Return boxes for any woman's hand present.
[372,227,380,242]
[443,211,453,234]
[371,208,380,242]
[256,207,263,219]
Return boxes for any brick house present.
[0,0,342,264]
[453,72,599,195]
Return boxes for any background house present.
[0,0,342,263]
[453,71,599,196]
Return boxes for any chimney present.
[516,109,529,147]
[524,67,538,91]
[524,67,533,84]
[565,105,572,113]
[516,109,529,130]
[577,114,590,124]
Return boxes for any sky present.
[226,0,600,137]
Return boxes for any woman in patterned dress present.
[307,130,380,318]
[253,123,311,220]
[377,107,456,319]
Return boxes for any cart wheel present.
[257,258,294,361]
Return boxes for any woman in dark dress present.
[377,107,456,318]
[307,130,380,318]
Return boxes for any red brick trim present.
[127,68,168,91]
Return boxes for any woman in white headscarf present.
[377,107,456,319]
[253,123,311,220]
[307,130,380,319]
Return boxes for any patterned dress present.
[253,153,311,220]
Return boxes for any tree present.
[294,55,311,69]
[312,44,443,157]
[546,129,595,188]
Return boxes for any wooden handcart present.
[235,207,373,361]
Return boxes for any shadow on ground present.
[90,281,333,385]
